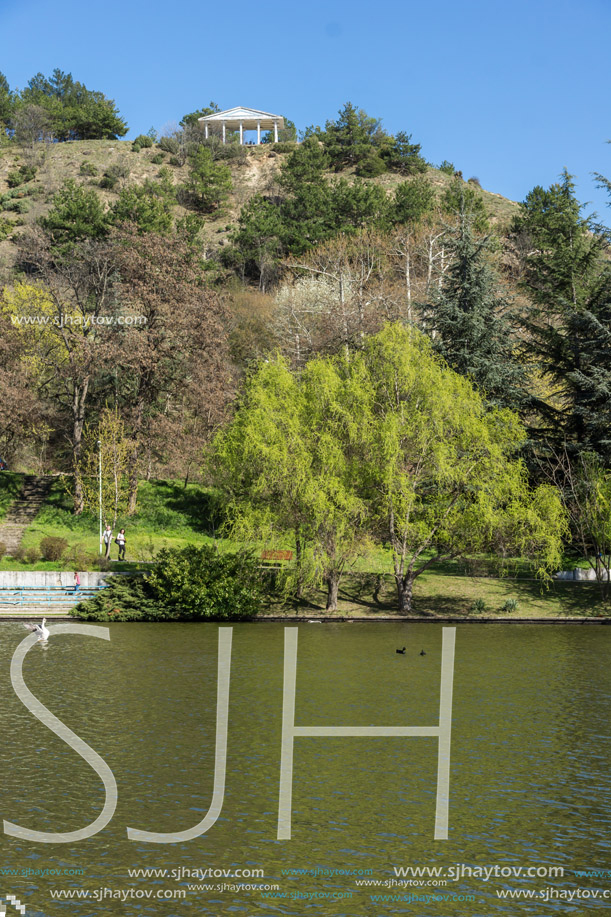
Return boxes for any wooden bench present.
[260,550,293,567]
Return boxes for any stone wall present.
[0,571,135,589]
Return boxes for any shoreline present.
[1,613,610,624]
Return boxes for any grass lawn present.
[1,473,608,618]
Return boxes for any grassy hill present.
[0,139,518,277]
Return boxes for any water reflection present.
[0,622,609,915]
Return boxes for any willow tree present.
[210,356,368,611]
[355,325,567,613]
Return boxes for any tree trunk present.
[72,379,89,515]
[294,529,303,601]
[325,570,340,612]
[395,574,414,615]
[127,446,139,515]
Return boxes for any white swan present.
[23,617,50,642]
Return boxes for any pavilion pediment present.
[199,107,284,124]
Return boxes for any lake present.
[1,621,610,915]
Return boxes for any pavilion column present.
[257,121,261,144]
[239,121,243,144]
[222,122,226,144]
[274,121,278,143]
[204,123,209,140]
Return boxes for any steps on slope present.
[0,475,54,556]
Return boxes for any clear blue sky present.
[2,0,610,219]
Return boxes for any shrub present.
[150,153,164,164]
[0,218,13,241]
[0,541,6,559]
[40,535,69,561]
[25,546,40,565]
[355,152,387,177]
[158,136,180,154]
[12,546,27,563]
[132,134,154,150]
[80,161,98,176]
[468,176,482,187]
[72,544,265,621]
[169,155,181,167]
[3,198,29,214]
[471,598,487,615]
[500,598,519,614]
[7,164,37,187]
[438,160,455,175]
[100,162,129,190]
[273,142,298,154]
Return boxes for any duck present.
[396,647,406,654]
[24,617,50,642]
[419,650,426,656]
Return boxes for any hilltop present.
[0,138,518,277]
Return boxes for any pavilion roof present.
[198,107,284,128]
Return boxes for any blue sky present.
[2,0,610,218]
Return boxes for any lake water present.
[1,621,610,916]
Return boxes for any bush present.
[471,598,487,615]
[438,160,455,175]
[159,136,180,154]
[39,535,69,561]
[272,142,298,154]
[25,546,40,565]
[7,164,37,187]
[80,161,98,176]
[355,152,387,177]
[72,544,265,621]
[132,134,154,151]
[100,162,129,190]
[2,198,29,214]
[169,156,181,167]
[500,598,519,614]
[468,176,481,188]
[150,153,164,164]
[0,541,6,559]
[12,546,27,563]
[0,218,13,241]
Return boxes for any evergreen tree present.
[19,69,127,140]
[511,170,611,460]
[0,71,14,128]
[40,179,109,246]
[426,187,525,410]
[320,101,388,170]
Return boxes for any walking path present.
[0,475,54,556]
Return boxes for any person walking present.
[102,524,113,559]
[116,528,126,562]
[73,571,81,593]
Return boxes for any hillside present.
[0,139,518,277]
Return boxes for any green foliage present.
[0,70,14,127]
[439,160,455,175]
[425,188,525,410]
[39,535,68,561]
[99,161,129,189]
[355,152,387,177]
[150,153,164,164]
[147,545,264,619]
[513,170,611,460]
[71,576,157,621]
[381,132,428,175]
[7,164,37,187]
[132,134,154,149]
[79,160,98,176]
[273,142,298,153]
[158,136,180,154]
[19,68,127,140]
[40,179,108,244]
[180,101,221,128]
[183,147,232,213]
[393,176,435,225]
[111,182,173,233]
[0,541,6,560]
[500,598,518,613]
[472,598,487,614]
[318,101,389,170]
[442,177,489,233]
[0,217,13,240]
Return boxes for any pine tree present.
[512,170,611,460]
[425,187,525,409]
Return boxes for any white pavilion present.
[198,107,285,144]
